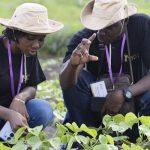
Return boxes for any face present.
[17,34,46,56]
[97,20,125,44]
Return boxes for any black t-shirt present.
[63,14,150,82]
[0,37,46,107]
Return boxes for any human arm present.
[102,73,150,115]
[0,105,28,131]
[9,86,36,121]
[59,33,98,89]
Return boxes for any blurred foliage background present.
[0,0,149,56]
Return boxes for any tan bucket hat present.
[0,3,64,34]
[81,0,137,30]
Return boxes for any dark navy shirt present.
[63,14,150,82]
[0,37,46,107]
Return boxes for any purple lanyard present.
[7,40,23,97]
[105,33,126,85]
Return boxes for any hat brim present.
[81,0,137,30]
[0,18,64,34]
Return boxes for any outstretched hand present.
[70,33,98,66]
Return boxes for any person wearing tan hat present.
[0,3,63,132]
[60,0,150,134]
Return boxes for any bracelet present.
[15,98,25,104]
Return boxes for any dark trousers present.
[63,70,150,127]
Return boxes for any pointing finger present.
[88,33,96,42]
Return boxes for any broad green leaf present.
[109,122,130,133]
[72,122,80,132]
[113,114,124,123]
[139,124,150,137]
[113,136,128,142]
[102,115,112,128]
[80,124,97,138]
[66,136,75,150]
[139,116,150,125]
[28,126,43,136]
[61,134,72,144]
[42,141,51,147]
[75,135,89,145]
[118,122,130,133]
[12,140,28,150]
[106,135,114,145]
[99,134,108,144]
[26,136,40,146]
[32,141,42,150]
[131,143,144,150]
[93,144,118,150]
[39,131,47,141]
[49,137,61,149]
[93,144,109,150]
[56,123,68,135]
[122,143,130,150]
[14,127,26,141]
[0,143,11,150]
[125,113,138,128]
[66,122,79,132]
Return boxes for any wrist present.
[14,97,25,104]
[122,88,134,102]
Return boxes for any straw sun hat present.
[81,0,137,30]
[0,3,63,34]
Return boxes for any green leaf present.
[125,113,138,128]
[49,137,61,149]
[12,140,28,150]
[102,115,112,128]
[93,144,118,150]
[61,134,72,145]
[122,143,130,150]
[80,124,97,138]
[66,136,75,150]
[75,135,89,145]
[0,143,12,150]
[93,144,109,150]
[26,136,40,146]
[56,123,68,135]
[113,114,124,123]
[139,116,150,125]
[28,126,43,136]
[131,143,144,150]
[14,127,26,141]
[113,136,128,142]
[106,135,114,145]
[139,124,150,137]
[66,122,79,132]
[99,135,108,144]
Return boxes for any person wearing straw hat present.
[60,0,150,128]
[0,3,63,131]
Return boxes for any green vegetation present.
[0,0,149,56]
[1,112,150,149]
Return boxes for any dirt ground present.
[39,56,63,138]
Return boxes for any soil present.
[39,56,63,138]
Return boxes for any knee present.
[27,99,54,129]
[139,91,150,115]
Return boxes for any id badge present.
[90,81,108,97]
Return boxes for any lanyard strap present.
[7,40,23,97]
[105,33,126,85]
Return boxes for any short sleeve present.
[26,56,46,87]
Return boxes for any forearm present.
[14,86,36,103]
[0,106,12,121]
[59,60,84,89]
[128,74,150,97]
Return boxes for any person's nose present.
[32,39,41,49]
